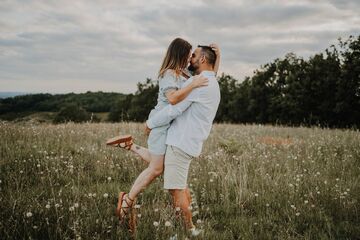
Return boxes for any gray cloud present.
[0,0,359,93]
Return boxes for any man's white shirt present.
[146,70,220,157]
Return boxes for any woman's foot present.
[116,192,135,223]
[106,135,133,150]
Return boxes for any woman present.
[106,38,220,223]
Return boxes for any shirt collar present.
[200,70,215,77]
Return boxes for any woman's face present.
[186,50,192,66]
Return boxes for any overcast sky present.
[0,0,359,94]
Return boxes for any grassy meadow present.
[0,121,359,239]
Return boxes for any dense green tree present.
[53,104,92,123]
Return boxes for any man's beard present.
[187,63,195,72]
[187,61,198,73]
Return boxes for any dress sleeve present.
[159,71,179,97]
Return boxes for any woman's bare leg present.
[129,144,152,164]
[127,154,164,200]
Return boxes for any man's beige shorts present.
[164,145,193,189]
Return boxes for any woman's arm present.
[165,75,208,105]
[210,43,221,76]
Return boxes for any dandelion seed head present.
[103,193,109,198]
[165,221,171,227]
[45,204,51,209]
[153,221,159,227]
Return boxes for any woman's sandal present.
[116,192,135,224]
[106,135,133,150]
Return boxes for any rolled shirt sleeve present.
[147,78,199,129]
[146,97,193,129]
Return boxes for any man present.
[146,45,221,235]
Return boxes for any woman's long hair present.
[158,38,192,79]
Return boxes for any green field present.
[0,122,359,239]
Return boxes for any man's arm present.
[210,43,220,76]
[146,96,194,129]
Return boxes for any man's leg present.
[170,189,194,229]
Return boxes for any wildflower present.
[253,222,258,226]
[103,193,109,198]
[107,177,112,181]
[254,193,259,197]
[295,212,300,216]
[175,207,181,212]
[26,212,33,218]
[37,164,41,168]
[165,221,172,227]
[46,204,51,209]
[154,208,159,212]
[69,206,75,212]
[134,204,141,209]
[304,200,308,204]
[196,219,202,224]
[153,221,159,227]
[55,204,60,208]
[266,203,270,207]
[311,204,315,208]
[74,203,79,208]
[137,214,141,218]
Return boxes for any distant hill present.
[0,92,30,99]
[0,91,127,121]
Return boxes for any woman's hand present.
[191,75,209,88]
[209,43,220,57]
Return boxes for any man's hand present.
[144,122,151,136]
[209,43,220,57]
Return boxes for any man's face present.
[188,48,203,73]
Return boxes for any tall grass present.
[0,121,359,239]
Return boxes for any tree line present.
[0,35,359,128]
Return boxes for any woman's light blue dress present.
[147,70,187,155]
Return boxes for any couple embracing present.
[107,38,221,236]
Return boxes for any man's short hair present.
[198,45,216,67]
